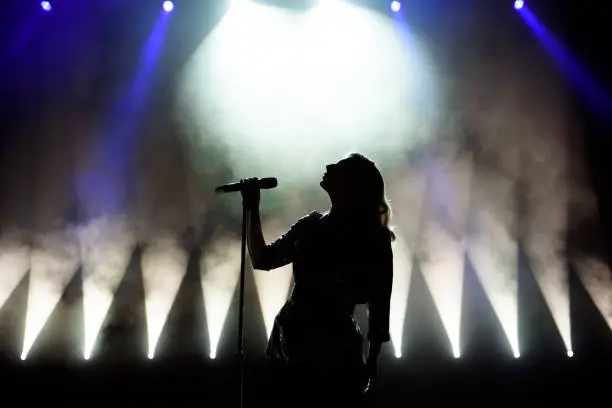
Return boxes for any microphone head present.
[259,177,278,189]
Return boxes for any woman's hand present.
[240,178,261,210]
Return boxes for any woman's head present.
[321,153,395,240]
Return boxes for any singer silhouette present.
[242,153,394,406]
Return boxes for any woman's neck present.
[328,206,360,223]
[328,205,379,230]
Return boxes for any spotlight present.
[210,351,216,360]
[514,0,524,10]
[567,350,574,358]
[395,350,402,358]
[40,1,52,12]
[514,351,521,359]
[162,1,174,12]
[390,1,402,12]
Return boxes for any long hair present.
[343,153,396,242]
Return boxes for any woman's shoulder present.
[290,211,324,232]
[297,210,324,223]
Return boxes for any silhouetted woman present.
[242,153,394,406]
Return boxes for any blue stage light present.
[163,1,174,12]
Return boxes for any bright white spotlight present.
[201,236,241,362]
[22,233,80,361]
[180,0,439,188]
[418,224,466,367]
[210,351,216,359]
[162,1,174,12]
[468,170,521,368]
[142,238,188,360]
[418,153,471,372]
[514,350,520,359]
[388,233,414,367]
[20,352,26,361]
[514,0,524,10]
[80,216,133,362]
[567,350,574,358]
[453,349,461,359]
[390,1,402,12]
[40,1,52,12]
[148,351,154,360]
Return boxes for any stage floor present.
[3,352,611,406]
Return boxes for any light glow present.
[574,258,612,333]
[389,233,416,360]
[22,231,80,360]
[81,216,133,361]
[386,168,427,359]
[418,153,472,359]
[201,233,241,360]
[0,235,30,313]
[142,236,188,359]
[467,171,520,360]
[179,0,439,185]
[163,1,174,12]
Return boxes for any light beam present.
[142,236,188,359]
[201,232,241,359]
[0,235,30,313]
[467,171,520,358]
[81,216,134,360]
[22,231,79,360]
[417,152,472,358]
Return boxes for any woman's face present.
[320,158,354,197]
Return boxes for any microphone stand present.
[237,202,248,408]
[216,179,276,408]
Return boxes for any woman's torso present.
[289,212,375,315]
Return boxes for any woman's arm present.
[246,207,268,270]
[242,186,317,271]
[242,185,268,269]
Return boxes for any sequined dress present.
[256,211,393,368]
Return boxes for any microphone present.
[215,177,278,194]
